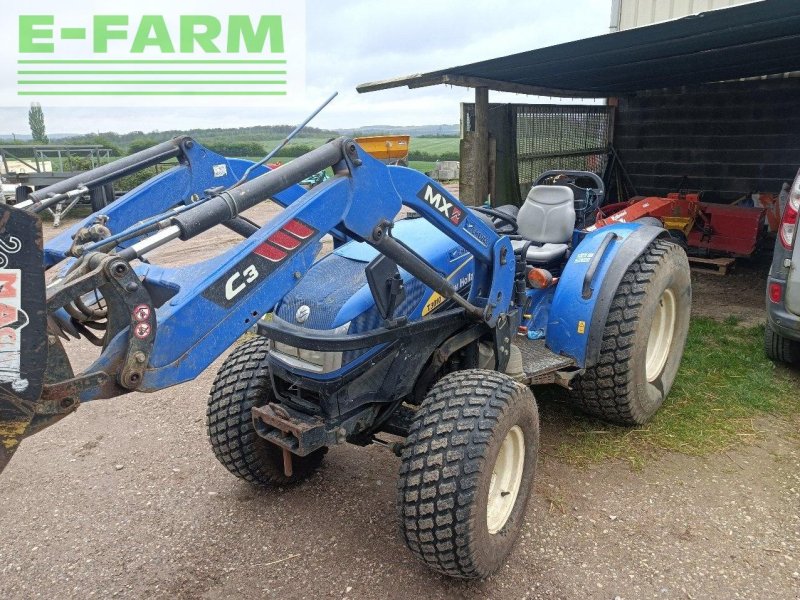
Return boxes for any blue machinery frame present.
[40,137,515,401]
[0,134,669,477]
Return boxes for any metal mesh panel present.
[463,103,613,199]
[514,105,612,195]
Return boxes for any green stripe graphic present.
[18,70,287,75]
[19,80,286,85]
[18,59,287,64]
[16,58,291,97]
[18,91,288,96]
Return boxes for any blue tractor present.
[0,136,691,578]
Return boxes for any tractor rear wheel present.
[666,229,689,250]
[569,239,691,425]
[764,322,800,365]
[397,370,539,578]
[207,337,327,486]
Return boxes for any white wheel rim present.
[645,288,677,382]
[487,425,525,534]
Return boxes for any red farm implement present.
[590,192,767,257]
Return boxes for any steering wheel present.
[472,206,518,234]
[545,172,578,186]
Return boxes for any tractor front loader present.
[0,134,690,578]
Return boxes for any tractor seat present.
[512,185,576,264]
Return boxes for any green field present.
[408,160,437,173]
[263,136,332,148]
[260,136,459,174]
[408,137,460,155]
[53,126,462,168]
[103,134,462,192]
[258,136,459,155]
[266,136,460,162]
[269,158,438,175]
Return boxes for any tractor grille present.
[276,254,367,330]
[275,254,428,369]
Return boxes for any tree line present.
[9,104,459,162]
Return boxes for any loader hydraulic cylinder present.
[172,137,347,240]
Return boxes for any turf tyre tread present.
[397,369,538,579]
[207,337,326,486]
[569,239,690,425]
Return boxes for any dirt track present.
[1,209,798,599]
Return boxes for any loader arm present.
[0,136,514,474]
[40,136,340,267]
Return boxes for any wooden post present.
[472,86,489,206]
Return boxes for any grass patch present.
[548,317,797,468]
[410,137,460,155]
[407,160,437,173]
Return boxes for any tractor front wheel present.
[397,370,539,578]
[570,239,691,425]
[207,337,327,486]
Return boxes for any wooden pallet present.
[688,256,736,275]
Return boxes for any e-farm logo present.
[2,1,306,107]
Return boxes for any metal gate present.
[462,103,613,204]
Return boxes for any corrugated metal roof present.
[612,0,757,32]
[358,0,800,98]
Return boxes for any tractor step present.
[381,404,416,437]
[513,337,576,386]
[688,255,736,276]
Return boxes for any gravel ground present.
[0,206,798,599]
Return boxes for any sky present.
[0,0,611,135]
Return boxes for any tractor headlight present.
[270,322,350,374]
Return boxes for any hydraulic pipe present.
[232,91,338,188]
[20,185,88,213]
[120,226,182,259]
[87,205,256,257]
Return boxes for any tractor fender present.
[546,224,668,368]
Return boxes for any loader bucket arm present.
[42,136,321,267]
[0,136,514,476]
